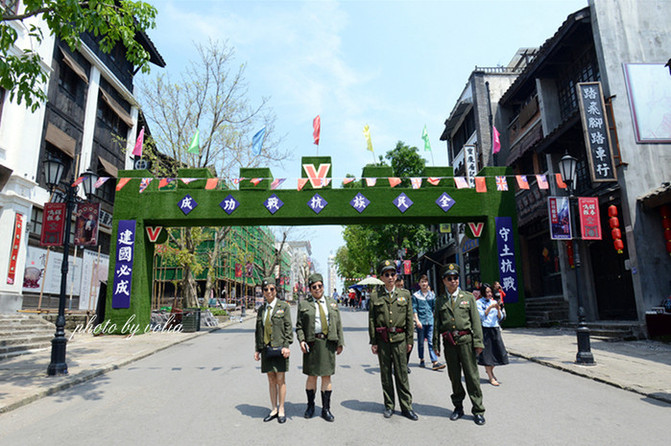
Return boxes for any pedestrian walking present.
[254,277,293,424]
[296,273,345,422]
[368,260,418,421]
[477,283,509,386]
[433,264,486,425]
[412,274,445,371]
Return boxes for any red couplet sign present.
[578,197,602,240]
[40,202,66,247]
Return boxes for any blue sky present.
[142,0,587,284]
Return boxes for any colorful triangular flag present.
[454,177,469,189]
[133,127,144,157]
[363,124,373,152]
[475,177,487,193]
[555,173,567,189]
[421,125,431,152]
[388,177,401,188]
[343,177,356,185]
[536,174,549,189]
[116,178,131,191]
[410,178,422,189]
[233,178,246,185]
[139,178,152,193]
[94,177,110,189]
[250,178,262,186]
[181,178,197,184]
[313,115,320,145]
[495,176,508,191]
[365,178,377,187]
[492,126,501,154]
[427,177,441,186]
[252,127,266,155]
[297,178,309,191]
[71,176,84,187]
[205,178,218,190]
[158,178,176,190]
[271,178,286,190]
[516,175,530,190]
[187,129,200,154]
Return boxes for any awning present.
[45,123,76,158]
[638,182,671,210]
[60,48,88,83]
[98,156,118,178]
[99,89,134,128]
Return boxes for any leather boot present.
[321,390,334,422]
[304,389,315,418]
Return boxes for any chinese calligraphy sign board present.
[495,217,519,304]
[578,197,602,240]
[40,202,66,246]
[576,82,617,183]
[112,220,136,308]
[464,145,478,187]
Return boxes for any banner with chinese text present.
[40,203,66,247]
[576,82,617,182]
[495,217,519,304]
[578,197,602,240]
[112,220,136,308]
[548,196,572,240]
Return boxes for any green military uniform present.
[255,290,293,373]
[368,261,414,414]
[296,294,344,376]
[433,272,485,416]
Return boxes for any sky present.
[140,0,588,287]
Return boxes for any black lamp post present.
[558,153,595,365]
[43,158,97,376]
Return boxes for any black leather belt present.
[315,333,327,339]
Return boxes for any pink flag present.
[410,178,422,189]
[132,127,144,157]
[250,178,262,186]
[233,178,246,185]
[427,177,441,186]
[516,175,530,190]
[271,178,286,190]
[492,126,501,154]
[313,115,321,145]
[365,178,377,187]
[297,178,309,191]
[454,177,469,189]
[536,174,549,190]
[343,177,355,185]
[93,177,110,189]
[205,178,218,190]
[181,178,197,184]
[116,178,131,191]
[388,177,401,188]
[475,177,487,193]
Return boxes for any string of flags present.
[100,173,569,193]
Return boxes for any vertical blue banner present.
[112,219,136,309]
[495,217,519,304]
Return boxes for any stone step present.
[0,343,51,361]
[0,334,53,347]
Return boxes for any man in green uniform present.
[369,259,418,421]
[433,263,486,425]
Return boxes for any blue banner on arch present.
[112,219,136,309]
[495,217,519,304]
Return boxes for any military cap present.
[378,259,396,275]
[261,277,276,288]
[308,273,324,286]
[441,263,460,277]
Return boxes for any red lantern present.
[611,228,622,240]
[613,239,624,254]
[660,204,671,219]
[609,217,619,228]
[608,205,618,217]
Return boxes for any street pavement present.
[0,308,669,444]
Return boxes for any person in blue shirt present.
[476,283,509,386]
[412,274,446,371]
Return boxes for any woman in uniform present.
[296,273,344,422]
[254,277,293,424]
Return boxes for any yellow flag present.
[363,124,373,152]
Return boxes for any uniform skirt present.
[302,338,337,376]
[478,327,509,366]
[261,348,289,373]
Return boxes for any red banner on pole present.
[403,260,411,275]
[579,197,602,240]
[235,263,242,278]
[7,213,23,284]
[74,201,100,246]
[40,202,66,247]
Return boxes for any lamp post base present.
[575,325,595,365]
[47,336,69,376]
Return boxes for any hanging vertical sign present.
[548,196,572,240]
[464,145,478,187]
[74,201,100,246]
[578,197,602,240]
[576,82,617,183]
[7,213,24,285]
[41,202,66,246]
[112,220,136,309]
[495,217,519,304]
[403,260,411,275]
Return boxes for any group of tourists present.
[254,261,508,426]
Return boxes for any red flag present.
[250,178,262,186]
[555,173,567,189]
[454,177,469,189]
[205,178,218,190]
[313,115,321,145]
[516,175,530,190]
[116,178,131,191]
[388,177,401,188]
[71,176,85,187]
[297,178,309,191]
[475,177,487,193]
[536,174,549,189]
[492,126,501,154]
[132,127,144,157]
[427,177,441,186]
[342,177,355,185]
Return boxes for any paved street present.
[0,309,668,445]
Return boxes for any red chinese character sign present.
[7,213,23,285]
[74,202,100,246]
[578,197,602,240]
[40,203,66,246]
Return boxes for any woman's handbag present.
[265,346,283,358]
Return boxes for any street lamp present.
[558,153,595,365]
[43,158,98,376]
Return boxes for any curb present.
[0,315,255,414]
[507,349,671,405]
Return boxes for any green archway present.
[105,157,525,332]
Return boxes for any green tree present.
[1,0,157,111]
[140,40,289,308]
[335,141,435,282]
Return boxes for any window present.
[58,62,82,100]
[557,48,600,120]
[30,207,43,236]
[44,144,73,187]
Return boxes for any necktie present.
[451,293,457,310]
[318,300,328,335]
[263,306,272,345]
